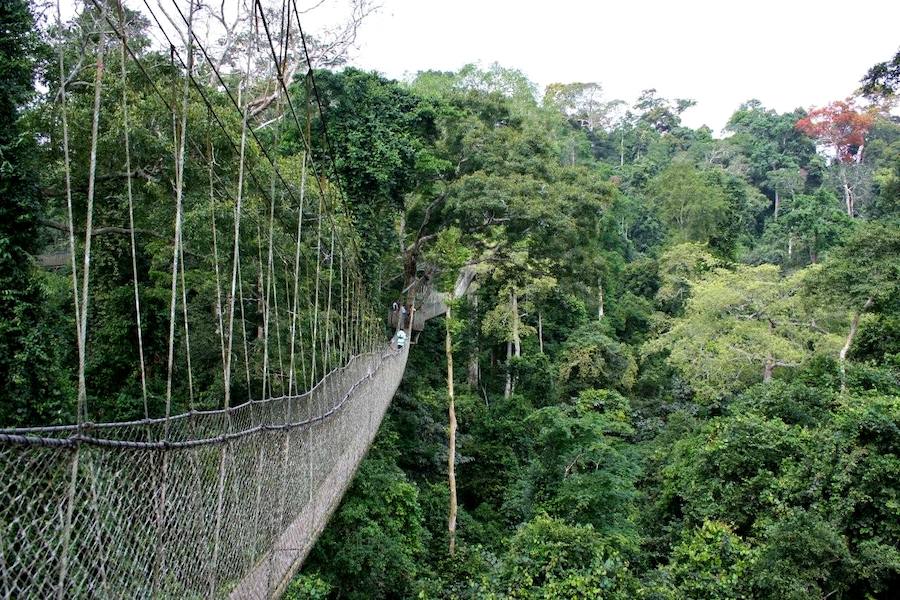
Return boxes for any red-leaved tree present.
[796,100,876,216]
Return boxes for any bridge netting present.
[0,346,407,599]
[0,0,407,597]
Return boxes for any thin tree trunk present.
[598,277,605,320]
[446,305,457,555]
[504,340,512,399]
[841,169,854,217]
[840,297,874,392]
[538,311,544,354]
[467,294,479,387]
[512,292,520,358]
[774,189,780,220]
[467,353,479,388]
[504,290,522,398]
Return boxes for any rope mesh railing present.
[0,346,408,599]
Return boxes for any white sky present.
[342,0,900,133]
[57,0,899,133]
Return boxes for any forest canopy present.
[1,1,898,598]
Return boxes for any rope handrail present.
[0,348,396,440]
[0,347,401,450]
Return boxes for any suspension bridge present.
[0,0,431,597]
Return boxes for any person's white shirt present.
[396,330,407,348]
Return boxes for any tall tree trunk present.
[467,353,479,388]
[841,169,854,217]
[446,305,458,556]
[840,297,874,392]
[620,132,625,167]
[597,277,605,320]
[787,235,793,259]
[504,340,512,399]
[468,294,479,387]
[538,311,544,354]
[773,189,781,221]
[511,291,520,358]
[509,291,520,397]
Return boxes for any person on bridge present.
[395,329,407,349]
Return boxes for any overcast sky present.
[339,0,900,133]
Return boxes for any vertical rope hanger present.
[115,0,149,419]
[55,0,82,396]
[168,29,196,413]
[164,0,195,422]
[179,243,195,408]
[269,234,287,397]
[76,10,107,426]
[223,0,258,410]
[288,153,308,396]
[310,192,323,392]
[56,1,106,596]
[207,113,228,385]
[258,221,269,400]
[323,226,335,379]
[155,2,195,594]
[267,64,290,399]
[237,260,253,401]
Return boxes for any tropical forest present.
[1,1,899,599]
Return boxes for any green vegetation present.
[1,2,898,598]
[297,61,900,598]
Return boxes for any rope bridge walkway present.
[0,0,416,597]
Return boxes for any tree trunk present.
[446,305,458,556]
[841,169,854,217]
[468,294,479,387]
[619,132,625,167]
[504,341,512,399]
[511,291,521,358]
[787,235,793,259]
[598,277,605,320]
[839,297,874,392]
[764,354,774,382]
[774,189,780,221]
[509,291,520,397]
[467,353,480,388]
[538,311,544,354]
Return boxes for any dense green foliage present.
[1,4,898,598]
[295,63,900,598]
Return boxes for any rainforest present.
[1,1,899,598]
